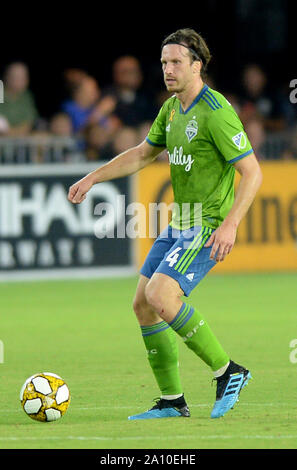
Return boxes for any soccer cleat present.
[211,360,252,419]
[128,395,190,420]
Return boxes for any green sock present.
[141,321,182,396]
[169,302,229,371]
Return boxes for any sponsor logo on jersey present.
[185,118,198,142]
[166,123,171,132]
[232,132,247,150]
[168,146,195,172]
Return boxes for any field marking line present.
[0,402,290,414]
[0,434,297,442]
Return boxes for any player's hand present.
[204,220,237,262]
[68,174,94,204]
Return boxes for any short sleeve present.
[146,103,167,148]
[208,108,253,164]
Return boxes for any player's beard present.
[165,79,183,94]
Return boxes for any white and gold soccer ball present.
[20,372,71,422]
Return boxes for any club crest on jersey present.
[232,132,247,150]
[185,118,198,142]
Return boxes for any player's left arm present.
[205,153,262,262]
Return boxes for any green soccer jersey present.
[146,84,253,230]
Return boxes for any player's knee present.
[132,296,145,317]
[132,296,158,324]
[145,281,164,315]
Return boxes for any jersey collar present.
[179,84,209,114]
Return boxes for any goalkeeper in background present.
[68,28,262,420]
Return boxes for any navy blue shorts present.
[140,225,217,296]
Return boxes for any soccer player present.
[68,28,262,419]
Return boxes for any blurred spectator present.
[27,112,78,163]
[0,62,39,136]
[282,125,297,160]
[278,82,297,129]
[89,120,166,160]
[61,75,100,133]
[63,68,89,95]
[61,74,118,135]
[137,121,153,143]
[0,116,10,135]
[49,112,73,137]
[84,125,139,161]
[137,121,168,162]
[245,117,266,160]
[111,126,139,155]
[102,56,157,127]
[84,124,116,161]
[223,92,241,114]
[238,64,287,132]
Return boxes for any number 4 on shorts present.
[165,247,182,267]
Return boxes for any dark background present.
[0,0,293,119]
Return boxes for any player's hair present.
[161,28,212,80]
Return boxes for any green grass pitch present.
[0,272,296,450]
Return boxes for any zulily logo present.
[168,146,194,172]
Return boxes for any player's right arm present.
[68,140,164,204]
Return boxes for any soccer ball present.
[20,372,70,422]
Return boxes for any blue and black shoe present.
[128,395,190,420]
[211,360,252,419]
